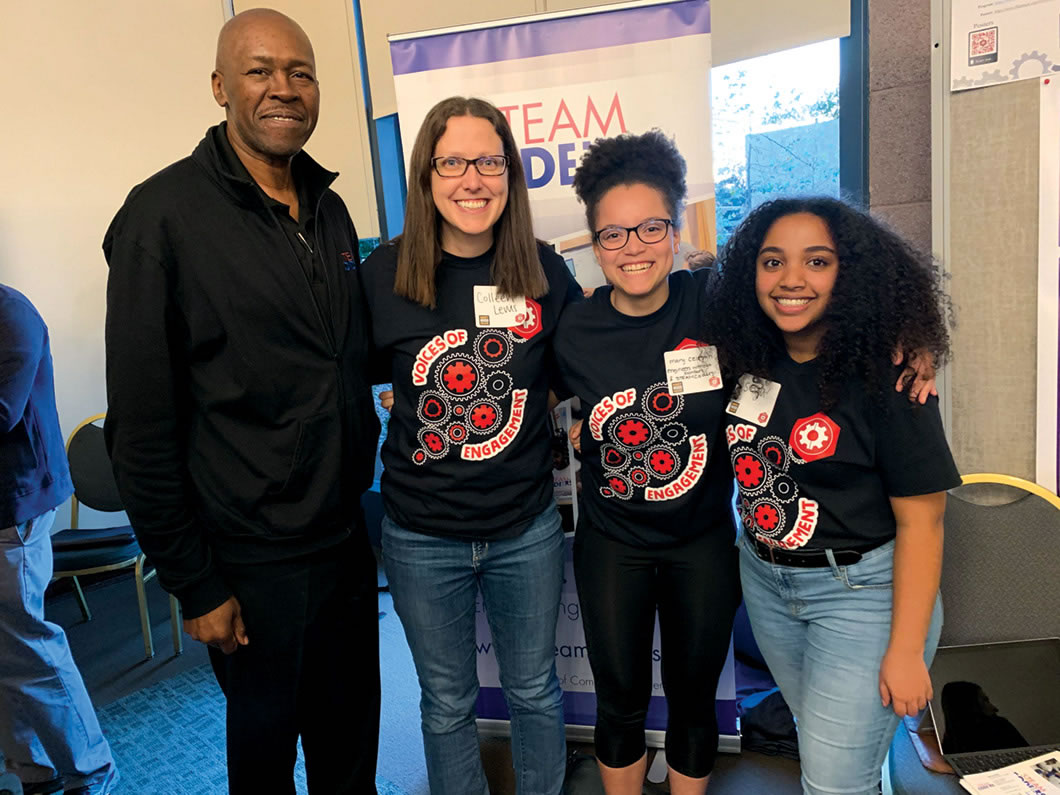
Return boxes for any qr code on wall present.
[968,27,999,66]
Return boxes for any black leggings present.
[573,519,741,778]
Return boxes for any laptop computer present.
[927,638,1060,777]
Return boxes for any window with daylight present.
[711,39,841,248]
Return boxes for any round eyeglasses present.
[593,218,674,250]
[431,155,509,178]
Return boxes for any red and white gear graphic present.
[751,499,785,537]
[485,371,513,398]
[509,298,542,340]
[415,428,449,462]
[760,437,788,469]
[753,503,780,531]
[610,414,654,449]
[473,330,513,367]
[602,474,633,500]
[417,391,450,424]
[411,326,520,464]
[601,445,628,471]
[789,413,840,462]
[469,402,500,431]
[659,422,687,446]
[648,447,678,477]
[440,358,479,395]
[733,452,767,489]
[739,498,754,529]
[629,468,649,486]
[644,383,682,419]
[772,475,797,503]
[617,420,650,446]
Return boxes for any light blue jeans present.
[382,503,566,795]
[739,536,942,795]
[0,509,118,794]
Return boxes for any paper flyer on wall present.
[959,751,1060,794]
[950,0,1060,92]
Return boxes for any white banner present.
[390,0,715,249]
[1037,76,1060,490]
[951,0,1060,92]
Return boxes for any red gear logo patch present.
[441,360,478,394]
[509,298,542,340]
[733,453,765,488]
[616,418,651,447]
[753,503,780,532]
[789,413,840,462]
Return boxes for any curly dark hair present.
[703,197,951,408]
[572,129,687,232]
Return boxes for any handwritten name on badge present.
[474,286,527,328]
[663,345,722,395]
[726,373,781,426]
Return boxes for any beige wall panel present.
[366,0,849,118]
[948,79,1039,478]
[0,1,225,528]
[235,0,378,235]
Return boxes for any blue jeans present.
[0,509,118,794]
[382,503,566,795]
[739,536,942,795]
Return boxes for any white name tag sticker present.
[663,345,723,395]
[473,286,527,328]
[725,373,782,426]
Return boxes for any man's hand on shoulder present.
[184,595,248,655]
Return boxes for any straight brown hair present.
[395,96,548,308]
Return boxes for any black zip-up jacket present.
[103,124,380,619]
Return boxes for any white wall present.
[0,0,375,527]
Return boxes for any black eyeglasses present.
[431,155,509,177]
[593,218,674,250]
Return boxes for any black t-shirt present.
[554,269,734,548]
[723,356,960,551]
[361,241,582,539]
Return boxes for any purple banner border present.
[390,0,709,76]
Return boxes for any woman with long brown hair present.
[360,97,581,795]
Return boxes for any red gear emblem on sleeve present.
[789,413,840,462]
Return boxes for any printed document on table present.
[959,750,1060,794]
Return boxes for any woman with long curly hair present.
[553,130,742,794]
[704,197,959,794]
[360,96,581,795]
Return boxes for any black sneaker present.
[22,778,64,795]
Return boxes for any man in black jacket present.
[103,9,380,793]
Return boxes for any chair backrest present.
[66,414,124,521]
[939,473,1060,647]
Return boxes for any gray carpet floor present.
[46,568,803,794]
[94,663,406,794]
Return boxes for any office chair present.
[888,473,1060,794]
[49,414,182,660]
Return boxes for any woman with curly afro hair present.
[704,197,959,794]
[553,130,742,794]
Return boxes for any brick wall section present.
[867,0,933,253]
